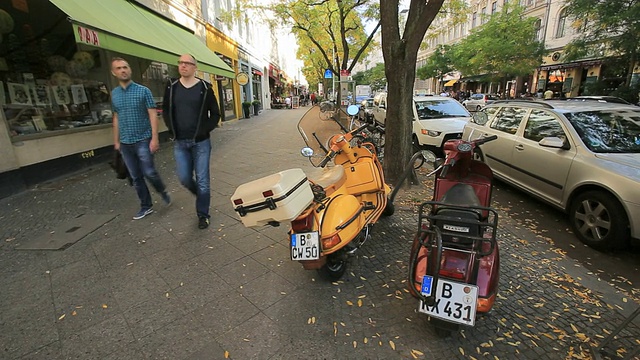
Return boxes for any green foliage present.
[272,0,378,89]
[563,0,640,85]
[417,44,455,80]
[451,4,546,80]
[353,63,386,92]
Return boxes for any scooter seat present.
[311,166,346,196]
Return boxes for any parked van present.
[372,92,387,125]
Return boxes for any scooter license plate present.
[418,276,478,326]
[290,232,320,260]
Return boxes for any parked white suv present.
[412,96,472,154]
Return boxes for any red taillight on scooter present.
[262,190,274,197]
[291,213,313,232]
[439,268,466,280]
[233,198,243,205]
[322,234,341,250]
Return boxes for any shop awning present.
[50,0,235,78]
[443,79,458,87]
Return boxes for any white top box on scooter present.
[231,168,314,228]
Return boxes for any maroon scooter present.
[392,135,499,337]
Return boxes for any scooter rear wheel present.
[319,250,347,280]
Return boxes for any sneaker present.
[161,192,172,206]
[133,208,154,220]
[198,217,210,229]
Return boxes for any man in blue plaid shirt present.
[111,57,171,220]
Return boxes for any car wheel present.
[569,191,630,251]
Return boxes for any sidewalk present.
[0,107,637,359]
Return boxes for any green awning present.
[50,0,235,78]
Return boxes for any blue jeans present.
[174,138,211,218]
[119,139,167,210]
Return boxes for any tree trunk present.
[384,57,417,185]
[379,1,445,184]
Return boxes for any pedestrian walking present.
[162,54,221,229]
[111,57,171,220]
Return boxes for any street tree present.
[562,0,639,89]
[379,0,445,182]
[270,0,379,91]
[451,4,546,92]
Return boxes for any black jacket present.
[162,78,221,141]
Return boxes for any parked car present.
[463,99,640,251]
[412,96,472,154]
[372,92,387,125]
[359,97,375,124]
[566,95,634,105]
[462,93,500,112]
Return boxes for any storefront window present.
[0,1,116,140]
[217,54,236,120]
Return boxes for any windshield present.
[565,110,640,153]
[297,106,350,166]
[415,99,469,120]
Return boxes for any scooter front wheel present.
[319,250,347,280]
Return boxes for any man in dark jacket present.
[163,54,221,229]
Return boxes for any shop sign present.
[77,26,100,47]
[236,72,249,86]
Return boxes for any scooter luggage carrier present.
[418,201,498,257]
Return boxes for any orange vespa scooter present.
[231,105,394,279]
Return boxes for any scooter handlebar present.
[318,150,335,168]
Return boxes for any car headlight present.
[421,129,442,137]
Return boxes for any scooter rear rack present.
[418,201,498,257]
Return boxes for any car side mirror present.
[472,112,488,125]
[539,136,570,150]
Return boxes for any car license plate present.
[418,276,478,326]
[290,232,320,260]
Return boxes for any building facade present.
[0,0,300,198]
[414,0,640,99]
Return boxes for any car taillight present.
[291,213,313,232]
[322,234,341,250]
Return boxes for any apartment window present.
[481,7,487,24]
[472,12,477,27]
[556,8,568,38]
[503,0,508,5]
[534,18,542,40]
[491,2,497,14]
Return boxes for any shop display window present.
[0,1,112,140]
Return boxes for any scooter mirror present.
[301,147,314,157]
[421,150,437,164]
[472,112,489,125]
[346,104,359,116]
